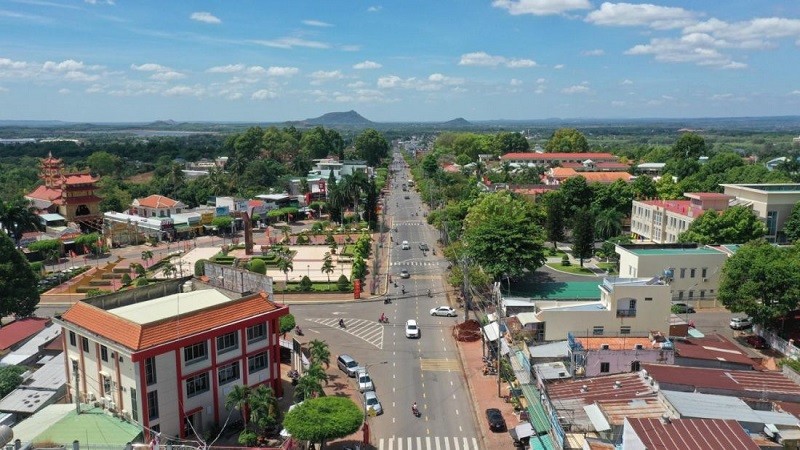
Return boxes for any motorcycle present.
[379,316,389,324]
[412,405,421,417]
[427,289,432,298]
[294,326,303,336]
[384,297,392,304]
[338,319,346,329]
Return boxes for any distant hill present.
[441,117,472,127]
[298,110,374,126]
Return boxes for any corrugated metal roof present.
[674,334,755,367]
[529,341,570,359]
[662,390,799,426]
[596,397,667,426]
[583,404,610,431]
[643,364,800,401]
[626,418,760,450]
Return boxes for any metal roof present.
[626,417,760,450]
[643,364,800,401]
[0,388,57,414]
[662,390,799,427]
[529,341,570,359]
[534,362,571,380]
[20,354,66,391]
[0,323,61,366]
[595,397,667,426]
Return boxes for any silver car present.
[365,391,383,415]
[357,371,374,392]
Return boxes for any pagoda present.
[25,152,102,231]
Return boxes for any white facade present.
[720,184,800,242]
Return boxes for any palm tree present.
[321,253,335,290]
[248,385,280,432]
[276,253,293,300]
[308,339,331,368]
[305,362,328,386]
[141,250,153,268]
[595,209,624,241]
[294,374,323,402]
[225,385,252,429]
[0,196,40,247]
[207,167,232,196]
[161,261,177,278]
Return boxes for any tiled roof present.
[134,194,180,209]
[642,364,800,400]
[626,418,759,450]
[0,318,52,351]
[579,172,633,183]
[61,292,283,351]
[775,401,800,419]
[502,152,617,161]
[674,334,755,367]
[27,185,62,202]
[639,199,703,217]
[594,162,631,170]
[576,336,655,351]
[63,174,98,185]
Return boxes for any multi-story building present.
[720,183,800,242]
[568,334,674,378]
[130,195,188,218]
[543,168,633,185]
[501,152,629,171]
[55,284,287,441]
[630,193,732,244]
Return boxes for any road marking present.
[455,408,458,414]
[419,358,460,371]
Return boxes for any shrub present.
[238,431,258,446]
[248,258,267,274]
[296,234,310,244]
[279,314,296,334]
[194,259,206,276]
[121,273,131,285]
[29,262,43,275]
[336,274,351,291]
[299,276,313,292]
[561,254,571,267]
[548,247,558,256]
[85,289,110,298]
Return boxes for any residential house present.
[720,183,800,242]
[569,335,673,378]
[130,195,187,218]
[0,355,67,421]
[672,334,757,370]
[630,192,733,244]
[54,284,288,440]
[542,168,633,186]
[0,318,54,357]
[0,321,61,366]
[621,417,760,450]
[501,152,626,170]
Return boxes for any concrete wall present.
[205,263,274,297]
[722,184,800,241]
[584,348,673,377]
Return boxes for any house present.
[0,318,53,356]
[54,283,288,440]
[501,152,623,169]
[635,162,666,177]
[103,212,174,244]
[615,243,728,307]
[720,184,800,242]
[0,354,67,421]
[130,195,187,218]
[582,397,668,444]
[630,192,733,244]
[0,321,61,366]
[543,168,633,186]
[569,335,674,378]
[621,417,760,450]
[672,334,757,370]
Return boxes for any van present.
[401,241,410,250]
[337,354,363,377]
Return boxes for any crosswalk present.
[419,358,461,372]
[391,261,443,267]
[307,318,384,349]
[378,436,480,450]
[393,221,426,226]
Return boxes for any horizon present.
[1,1,800,122]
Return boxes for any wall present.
[204,263,274,296]
[584,348,673,377]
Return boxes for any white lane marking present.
[455,409,459,415]
[471,438,479,450]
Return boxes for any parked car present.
[357,371,374,392]
[419,243,429,251]
[337,354,363,377]
[746,335,769,349]
[404,195,410,200]
[730,316,753,330]
[672,303,695,314]
[486,408,507,432]
[430,306,457,317]
[401,240,410,250]
[365,391,383,415]
[400,269,410,279]
[405,319,420,338]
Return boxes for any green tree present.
[783,202,800,243]
[594,209,624,241]
[212,216,233,234]
[671,132,706,159]
[354,129,390,166]
[194,259,206,277]
[161,261,177,278]
[249,385,281,432]
[0,196,40,246]
[462,191,546,280]
[321,252,335,289]
[305,362,328,387]
[571,208,595,267]
[718,240,800,327]
[351,253,367,281]
[294,373,324,402]
[308,339,331,368]
[364,177,379,230]
[279,313,296,334]
[277,252,294,290]
[630,175,658,200]
[0,366,26,397]
[0,232,39,318]
[86,151,122,177]
[225,384,253,430]
[542,191,565,249]
[336,274,350,291]
[299,275,313,292]
[422,154,439,177]
[678,206,767,245]
[282,397,363,449]
[559,176,593,218]
[28,239,61,263]
[655,175,683,200]
[141,250,153,268]
[492,132,529,155]
[545,128,589,153]
[248,258,267,274]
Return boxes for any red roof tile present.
[626,418,759,450]
[674,334,755,368]
[0,318,51,351]
[502,152,617,161]
[134,194,181,209]
[594,162,630,169]
[61,292,284,351]
[774,401,800,419]
[640,199,704,217]
[27,185,62,202]
[642,364,800,400]
[63,174,98,185]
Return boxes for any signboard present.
[215,206,230,217]
[236,200,248,212]
[318,180,326,193]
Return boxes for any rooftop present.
[28,406,142,445]
[626,417,759,450]
[661,390,798,427]
[622,246,725,256]
[109,289,232,325]
[18,352,66,391]
[673,334,756,368]
[638,199,705,218]
[508,281,602,300]
[502,152,616,160]
[0,318,52,351]
[576,336,656,351]
[642,364,800,401]
[0,322,61,366]
[594,397,667,426]
[720,183,800,193]
[528,341,570,359]
[133,194,181,209]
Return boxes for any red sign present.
[354,279,361,299]
[318,180,326,193]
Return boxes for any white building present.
[131,195,187,218]
[630,193,732,244]
[720,183,800,242]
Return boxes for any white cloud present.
[340,45,361,52]
[131,63,170,72]
[58,88,70,94]
[553,64,565,69]
[377,73,463,91]
[582,49,605,56]
[586,2,697,30]
[621,79,633,85]
[378,75,403,88]
[64,71,100,82]
[510,78,523,86]
[207,64,245,74]
[611,100,626,106]
[310,70,344,85]
[625,35,747,68]
[85,84,105,93]
[190,12,221,24]
[43,59,85,72]
[791,90,800,96]
[163,85,203,97]
[302,19,332,27]
[84,0,114,5]
[266,66,299,77]
[711,93,733,100]
[0,86,8,93]
[0,58,28,70]
[252,89,277,100]
[562,84,590,94]
[684,17,800,50]
[252,37,330,49]
[507,58,537,68]
[150,71,185,81]
[428,73,464,85]
[348,81,367,88]
[353,60,382,70]
[459,52,536,68]
[492,0,591,16]
[367,6,381,12]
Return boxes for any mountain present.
[301,110,374,126]
[441,117,472,127]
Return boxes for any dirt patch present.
[454,319,482,342]
[126,171,154,184]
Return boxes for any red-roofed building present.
[0,318,52,354]
[25,153,102,231]
[544,167,633,185]
[622,417,759,450]
[673,334,757,370]
[502,152,619,165]
[55,286,287,441]
[130,194,187,218]
[630,192,734,244]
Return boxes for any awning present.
[584,404,611,432]
[174,224,191,232]
[483,322,500,342]
[512,422,534,441]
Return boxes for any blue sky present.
[1,0,800,122]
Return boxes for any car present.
[730,316,753,330]
[671,303,695,314]
[337,354,364,378]
[357,371,374,392]
[430,306,457,317]
[419,243,429,251]
[401,240,410,250]
[364,391,383,415]
[404,195,410,200]
[400,269,410,279]
[405,319,420,338]
[745,334,769,349]
[485,408,507,432]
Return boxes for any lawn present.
[545,262,596,276]
[596,262,617,274]
[277,282,350,293]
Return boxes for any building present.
[54,283,287,440]
[501,152,625,170]
[635,162,666,177]
[542,168,633,186]
[0,318,54,356]
[104,212,174,245]
[672,334,756,370]
[622,417,760,450]
[0,355,67,421]
[721,184,800,242]
[130,195,188,218]
[630,193,733,244]
[569,335,673,378]
[615,244,728,306]
[25,153,102,232]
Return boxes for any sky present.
[1,0,800,122]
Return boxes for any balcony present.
[616,309,637,318]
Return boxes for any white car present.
[400,269,410,279]
[357,371,374,392]
[365,391,383,415]
[405,319,420,338]
[730,317,753,330]
[401,240,410,250]
[430,306,457,317]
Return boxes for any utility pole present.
[73,361,81,414]
[496,281,503,398]
[460,257,471,321]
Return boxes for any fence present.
[754,324,799,360]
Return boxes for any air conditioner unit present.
[108,401,117,412]
[600,344,610,350]
[634,344,644,350]
[702,278,709,282]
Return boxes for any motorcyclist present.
[338,318,345,328]
[427,289,432,297]
[412,402,419,415]
[380,313,386,323]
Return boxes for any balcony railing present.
[616,309,637,318]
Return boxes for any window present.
[247,323,267,343]
[620,326,631,335]
[688,290,694,299]
[592,326,604,336]
[217,332,238,354]
[147,391,159,420]
[69,331,76,347]
[679,268,686,279]
[645,297,653,302]
[130,388,138,421]
[600,362,610,373]
[700,290,706,299]
[183,342,208,365]
[248,352,268,373]
[145,357,157,385]
[151,424,160,434]
[631,361,641,372]
[186,372,210,398]
[218,362,240,385]
[678,291,684,300]
[81,337,89,352]
[102,375,112,395]
[100,345,108,362]
[690,268,696,278]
